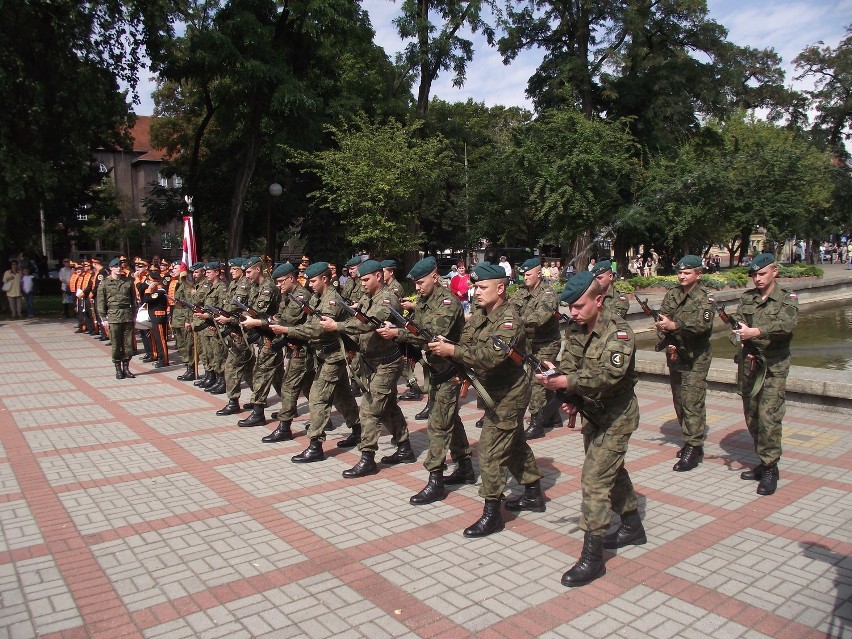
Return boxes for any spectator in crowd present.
[21,266,35,318]
[3,260,23,319]
[498,255,513,278]
[450,262,471,314]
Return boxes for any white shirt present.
[499,261,512,277]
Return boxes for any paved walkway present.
[0,319,849,639]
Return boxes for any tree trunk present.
[416,0,432,117]
[227,104,264,259]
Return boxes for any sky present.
[133,0,850,116]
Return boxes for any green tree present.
[300,117,453,257]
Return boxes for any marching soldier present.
[656,255,713,472]
[321,259,414,478]
[215,258,255,416]
[511,258,563,439]
[190,262,215,388]
[236,256,281,426]
[429,262,544,538]
[591,260,630,321]
[384,259,423,403]
[536,271,644,587]
[96,258,136,379]
[730,253,798,496]
[172,262,197,381]
[193,261,228,394]
[340,256,362,303]
[282,262,362,463]
[378,256,475,503]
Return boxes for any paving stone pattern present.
[0,319,849,639]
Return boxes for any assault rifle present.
[386,306,494,409]
[339,302,382,329]
[712,302,765,397]
[490,335,603,428]
[167,294,216,332]
[287,293,363,360]
[232,299,277,344]
[634,295,693,365]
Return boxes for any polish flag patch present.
[382,299,391,305]
[788,292,798,299]
[503,322,514,329]
[442,299,452,305]
[616,331,629,340]
[329,300,336,306]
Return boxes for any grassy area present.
[1,294,67,319]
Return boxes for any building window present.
[159,173,168,188]
[174,176,183,188]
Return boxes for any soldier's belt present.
[430,366,457,386]
[365,349,402,365]
[318,342,341,355]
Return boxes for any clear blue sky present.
[133,0,849,116]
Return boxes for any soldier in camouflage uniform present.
[236,257,281,426]
[378,256,474,503]
[323,260,414,478]
[511,257,563,439]
[215,258,255,416]
[193,262,228,394]
[730,253,798,496]
[96,258,136,380]
[537,271,643,587]
[171,263,196,381]
[430,262,544,538]
[590,260,630,322]
[656,255,713,472]
[285,262,362,464]
[189,263,214,387]
[340,256,363,303]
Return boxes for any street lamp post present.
[267,183,283,261]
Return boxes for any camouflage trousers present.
[108,321,134,362]
[358,357,409,453]
[248,343,282,406]
[528,340,561,417]
[423,377,472,472]
[579,395,640,536]
[305,356,360,442]
[204,328,227,372]
[277,349,314,422]
[742,372,786,466]
[224,336,255,400]
[173,325,191,362]
[478,382,541,500]
[668,366,709,446]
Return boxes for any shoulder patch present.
[619,295,626,301]
[97,275,104,281]
[329,299,336,306]
[616,331,629,340]
[703,309,711,322]
[611,351,624,367]
[442,299,452,305]
[503,321,514,329]
[382,298,391,305]
[788,292,797,299]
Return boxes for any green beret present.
[108,258,121,268]
[749,253,775,273]
[471,262,507,281]
[674,255,703,271]
[560,271,595,304]
[304,261,330,279]
[358,259,383,276]
[345,256,362,268]
[272,262,296,278]
[244,256,262,268]
[190,262,205,271]
[590,260,613,276]
[407,257,437,280]
[380,259,397,269]
[205,261,221,270]
[518,258,541,274]
[227,257,245,268]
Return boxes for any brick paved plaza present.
[0,319,849,638]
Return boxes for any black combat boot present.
[505,480,546,512]
[238,405,266,427]
[207,374,226,394]
[216,399,242,416]
[336,424,361,448]
[445,457,476,485]
[756,464,779,495]
[153,359,167,369]
[602,510,647,549]
[410,471,445,505]
[673,445,703,472]
[291,439,324,463]
[262,421,293,443]
[523,412,545,440]
[399,383,423,401]
[415,402,431,420]
[177,365,195,381]
[114,362,125,380]
[342,451,377,478]
[121,360,136,379]
[463,499,504,538]
[561,533,606,587]
[194,371,212,387]
[380,440,416,464]
[740,463,766,480]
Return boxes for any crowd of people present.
[68,250,797,588]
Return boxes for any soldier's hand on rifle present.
[735,326,761,341]
[656,314,676,332]
[241,317,263,329]
[193,311,207,320]
[376,325,399,340]
[269,324,287,335]
[215,315,231,325]
[318,316,338,332]
[428,336,455,358]
[534,361,567,390]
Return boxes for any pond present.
[637,299,852,371]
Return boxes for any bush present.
[614,279,634,294]
[779,264,823,277]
